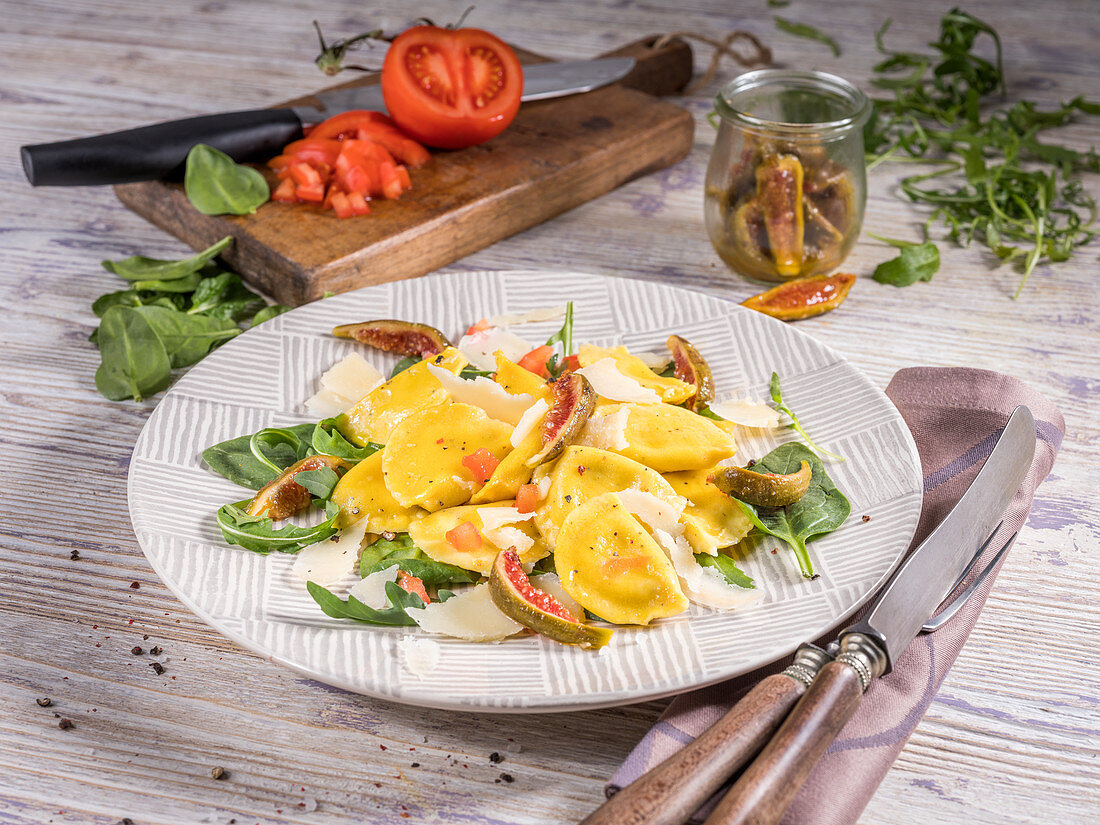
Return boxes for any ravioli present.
[493,352,551,399]
[331,450,423,533]
[663,467,753,555]
[588,403,737,472]
[408,503,549,575]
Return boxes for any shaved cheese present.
[529,573,584,621]
[293,518,369,585]
[458,327,535,371]
[483,524,535,553]
[486,305,566,327]
[398,636,441,678]
[536,474,552,499]
[410,584,523,641]
[616,489,686,534]
[305,353,384,416]
[578,405,630,451]
[634,351,672,371]
[576,358,661,403]
[653,528,763,610]
[478,506,537,532]
[510,398,549,448]
[347,566,400,609]
[427,363,534,425]
[709,398,781,429]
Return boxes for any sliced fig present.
[709,460,812,507]
[756,154,805,277]
[666,335,714,411]
[741,273,856,321]
[332,320,451,357]
[488,550,613,649]
[246,454,350,519]
[525,372,596,467]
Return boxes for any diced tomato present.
[330,190,354,219]
[281,138,343,168]
[397,571,430,604]
[296,181,325,203]
[515,483,540,514]
[267,154,295,172]
[355,121,432,167]
[288,162,323,188]
[446,521,483,552]
[466,318,491,336]
[462,448,500,483]
[272,177,297,202]
[307,110,395,141]
[378,161,405,200]
[517,345,554,378]
[395,165,412,190]
[346,190,371,215]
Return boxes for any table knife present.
[582,405,1036,825]
[20,57,635,187]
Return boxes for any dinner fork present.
[580,525,1018,825]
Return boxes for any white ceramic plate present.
[128,270,922,712]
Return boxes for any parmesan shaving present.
[292,518,369,585]
[409,584,523,641]
[615,489,686,534]
[708,398,781,429]
[576,358,661,403]
[458,327,534,371]
[486,305,566,327]
[510,398,549,448]
[652,528,763,610]
[398,635,441,678]
[634,351,672,371]
[305,352,384,417]
[478,506,537,532]
[427,363,534,425]
[536,474,552,499]
[483,525,535,553]
[347,566,399,609]
[578,406,630,451]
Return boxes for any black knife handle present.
[21,108,304,187]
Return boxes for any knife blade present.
[20,57,636,187]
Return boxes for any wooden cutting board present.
[113,36,695,306]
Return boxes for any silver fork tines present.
[922,526,1018,633]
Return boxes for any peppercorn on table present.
[2,1,1097,824]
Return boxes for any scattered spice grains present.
[36,697,52,707]
[500,773,514,783]
[70,550,80,561]
[210,766,226,780]
[131,646,143,656]
[488,752,503,764]
[862,514,872,523]
[150,662,165,676]
[129,581,140,589]
[58,718,74,730]
[149,646,163,656]
[410,762,420,768]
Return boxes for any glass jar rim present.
[714,69,870,136]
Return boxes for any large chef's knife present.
[582,405,1036,825]
[21,57,635,187]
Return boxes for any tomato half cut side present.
[381,25,523,150]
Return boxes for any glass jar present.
[704,69,870,283]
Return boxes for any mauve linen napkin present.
[607,366,1065,825]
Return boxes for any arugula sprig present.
[771,373,845,462]
[865,8,1099,296]
[216,499,340,554]
[307,580,424,625]
[545,301,575,378]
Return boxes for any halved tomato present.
[381,25,523,149]
[308,110,395,141]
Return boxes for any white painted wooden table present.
[2,1,1097,823]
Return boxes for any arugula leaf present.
[102,236,232,283]
[360,533,421,569]
[131,305,241,368]
[249,427,311,476]
[94,306,172,402]
[732,443,850,578]
[184,144,270,216]
[311,419,381,462]
[697,553,755,589]
[774,17,840,57]
[770,372,845,461]
[366,558,480,587]
[390,355,420,378]
[294,467,341,500]
[545,301,575,378]
[307,580,424,626]
[216,499,339,554]
[459,366,495,380]
[202,422,318,489]
[869,237,941,286]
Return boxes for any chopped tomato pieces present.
[515,483,540,514]
[272,177,297,202]
[466,318,491,336]
[397,571,430,604]
[517,345,555,378]
[329,190,354,219]
[462,448,500,483]
[446,521,483,552]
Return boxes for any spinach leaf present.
[131,305,241,368]
[774,17,841,57]
[697,553,755,589]
[307,580,424,626]
[365,557,480,587]
[215,499,339,554]
[101,235,232,282]
[202,422,318,489]
[770,372,844,461]
[869,236,941,286]
[188,271,249,315]
[184,144,270,216]
[312,419,381,462]
[733,443,849,578]
[130,271,205,293]
[390,355,420,378]
[94,306,172,402]
[250,303,292,327]
[294,466,341,500]
[360,533,421,569]
[93,289,152,317]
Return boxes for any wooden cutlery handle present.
[702,661,865,825]
[580,673,806,825]
[597,35,695,97]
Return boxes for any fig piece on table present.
[332,320,451,357]
[246,454,350,520]
[488,550,612,649]
[526,372,596,468]
[666,335,715,411]
[709,460,812,508]
[741,273,856,321]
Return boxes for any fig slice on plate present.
[332,320,451,357]
[666,335,714,411]
[741,273,856,321]
[709,460,812,507]
[246,454,350,519]
[525,372,596,468]
[488,550,613,649]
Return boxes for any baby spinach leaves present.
[770,372,844,461]
[732,443,850,579]
[774,17,840,57]
[697,553,755,589]
[869,236,941,286]
[184,144,270,216]
[215,499,340,554]
[311,418,381,461]
[306,580,424,626]
[92,236,289,402]
[359,533,479,587]
[202,423,317,490]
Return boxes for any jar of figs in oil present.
[704,70,870,283]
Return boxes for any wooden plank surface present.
[111,38,695,306]
[2,1,1098,824]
